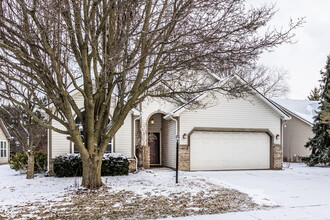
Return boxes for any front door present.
[148,132,160,165]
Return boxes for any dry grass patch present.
[2,176,265,219]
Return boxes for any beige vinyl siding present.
[71,91,85,109]
[0,126,9,163]
[51,120,70,158]
[51,91,82,158]
[180,93,281,145]
[51,114,134,159]
[283,113,312,161]
[114,114,132,158]
[52,90,135,158]
[0,127,7,140]
[161,118,176,168]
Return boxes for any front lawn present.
[0,165,270,219]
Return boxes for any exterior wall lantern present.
[150,119,155,125]
[182,133,187,139]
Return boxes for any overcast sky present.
[247,0,330,100]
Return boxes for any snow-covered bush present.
[10,151,47,173]
[53,153,129,177]
[101,153,129,176]
[53,154,82,177]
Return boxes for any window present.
[73,140,112,154]
[0,141,6,158]
[73,112,112,154]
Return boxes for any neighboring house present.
[272,99,320,162]
[48,75,290,172]
[0,119,11,164]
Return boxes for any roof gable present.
[0,119,11,140]
[165,75,290,120]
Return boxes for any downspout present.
[133,116,141,173]
[282,120,287,149]
[169,115,179,183]
[47,128,50,174]
[282,119,288,166]
[169,115,178,139]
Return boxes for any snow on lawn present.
[174,163,330,220]
[0,165,270,219]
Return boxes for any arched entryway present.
[146,112,178,168]
[147,113,165,166]
[148,132,160,165]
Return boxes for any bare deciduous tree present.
[0,0,303,188]
[0,92,47,179]
[236,65,290,98]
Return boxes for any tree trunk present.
[26,153,34,179]
[81,156,103,189]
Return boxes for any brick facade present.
[178,145,190,171]
[273,145,283,169]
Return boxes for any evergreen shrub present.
[53,153,129,177]
[10,151,47,172]
[53,154,82,177]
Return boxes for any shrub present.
[101,153,130,176]
[53,153,129,177]
[9,152,27,172]
[53,154,82,177]
[9,151,47,173]
[34,151,47,172]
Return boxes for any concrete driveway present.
[175,163,330,220]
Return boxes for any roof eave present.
[0,119,11,140]
[273,104,313,126]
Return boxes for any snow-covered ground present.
[1,163,330,219]
[172,163,330,220]
[0,165,260,219]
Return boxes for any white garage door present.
[190,131,270,170]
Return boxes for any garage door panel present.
[190,131,270,170]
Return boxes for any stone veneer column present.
[178,145,190,171]
[128,159,136,173]
[143,145,150,169]
[273,145,283,169]
[49,159,55,175]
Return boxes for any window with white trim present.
[0,141,7,158]
[73,113,112,154]
[73,140,112,154]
